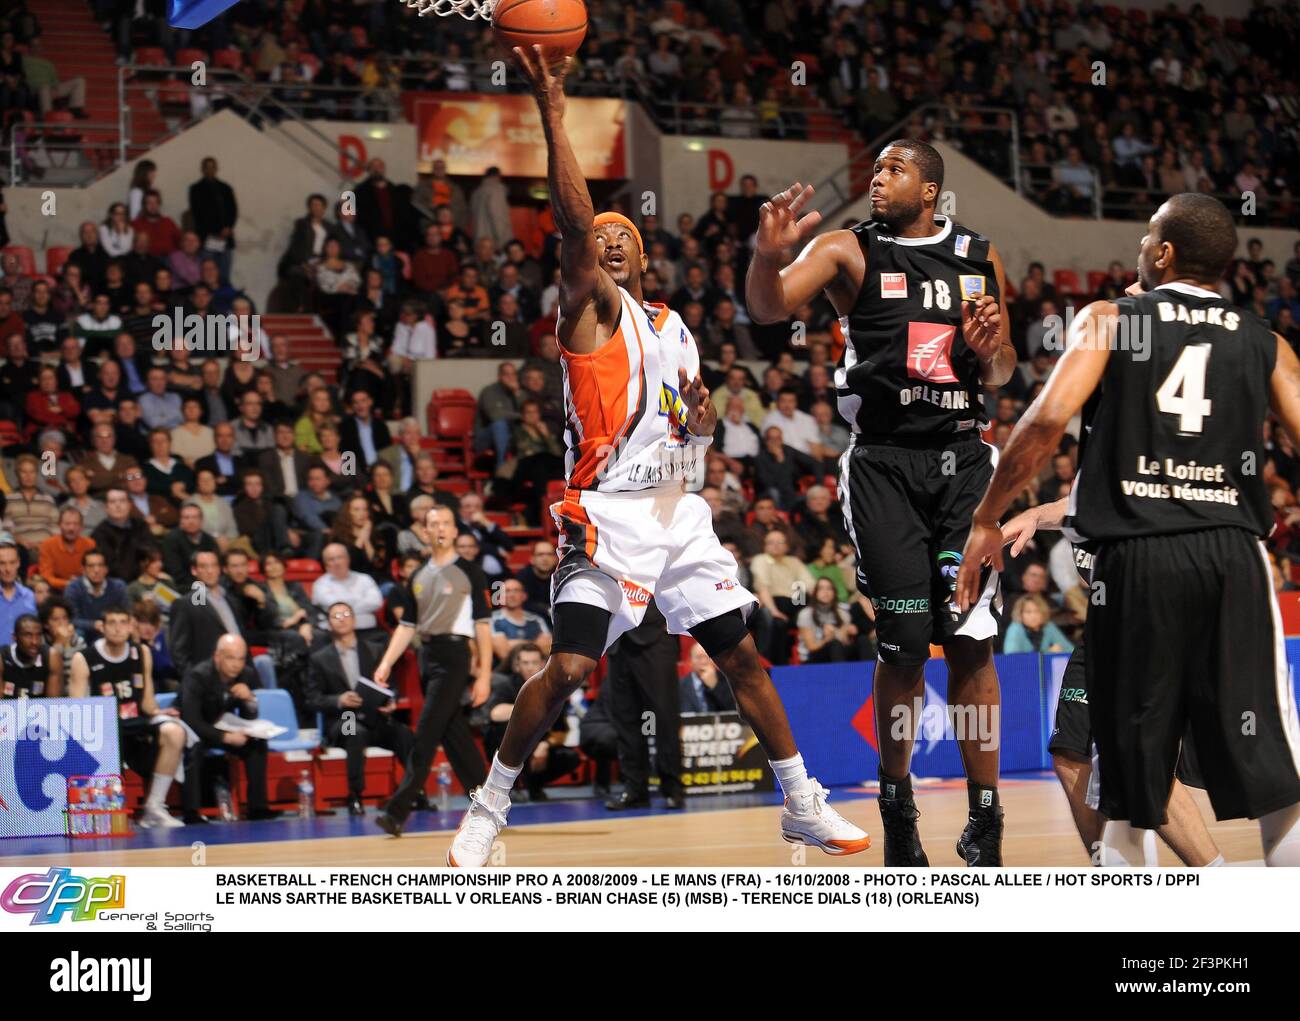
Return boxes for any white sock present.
[1205,855,1225,867]
[1260,803,1300,866]
[1099,819,1151,866]
[1141,828,1159,866]
[770,753,812,800]
[483,755,522,807]
[146,774,173,811]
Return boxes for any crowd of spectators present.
[77,0,1298,228]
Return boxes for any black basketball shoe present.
[879,795,930,866]
[956,805,1005,866]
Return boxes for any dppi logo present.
[1,868,125,924]
[714,579,738,592]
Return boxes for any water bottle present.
[68,777,87,836]
[215,779,235,822]
[297,770,315,819]
[108,778,125,835]
[92,783,110,836]
[436,762,452,813]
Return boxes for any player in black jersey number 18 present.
[957,194,1300,867]
[747,141,1018,865]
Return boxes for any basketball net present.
[398,0,495,19]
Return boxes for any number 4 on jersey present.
[1155,344,1212,434]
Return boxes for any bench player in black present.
[958,194,1300,866]
[0,614,63,698]
[747,140,1016,865]
[1001,497,1222,866]
[68,606,188,830]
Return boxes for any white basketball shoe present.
[447,789,510,868]
[780,779,872,856]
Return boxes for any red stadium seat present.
[45,246,73,277]
[212,48,245,71]
[158,78,192,113]
[134,46,167,67]
[435,403,476,438]
[508,206,539,255]
[426,389,476,436]
[175,47,208,67]
[1,246,36,276]
[437,477,472,496]
[1086,270,1107,295]
[1053,269,1082,299]
[283,558,323,584]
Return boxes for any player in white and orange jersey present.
[446,48,870,868]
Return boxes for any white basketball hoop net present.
[398,0,495,20]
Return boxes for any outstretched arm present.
[745,183,860,323]
[954,301,1115,609]
[1001,496,1070,557]
[513,47,614,327]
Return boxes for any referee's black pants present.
[605,619,683,799]
[386,636,487,822]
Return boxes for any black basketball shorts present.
[1087,526,1300,828]
[839,432,1001,667]
[1049,645,1205,793]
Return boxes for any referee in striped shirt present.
[372,505,491,836]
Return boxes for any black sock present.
[879,770,913,801]
[967,781,999,812]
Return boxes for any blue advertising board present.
[771,646,1300,787]
[0,698,122,839]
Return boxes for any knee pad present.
[688,608,750,659]
[551,600,612,662]
[873,609,933,668]
[1098,820,1157,867]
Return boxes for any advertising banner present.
[406,92,627,179]
[0,698,121,839]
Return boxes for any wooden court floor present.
[2,781,1266,868]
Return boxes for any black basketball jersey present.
[84,639,146,721]
[1,643,51,698]
[837,215,1000,439]
[1064,283,1276,543]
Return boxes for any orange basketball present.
[493,0,588,60]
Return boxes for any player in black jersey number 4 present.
[747,141,1018,865]
[958,194,1300,867]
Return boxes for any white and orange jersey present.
[560,285,711,493]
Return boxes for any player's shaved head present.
[880,138,944,193]
[1144,193,1238,287]
[871,139,945,229]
